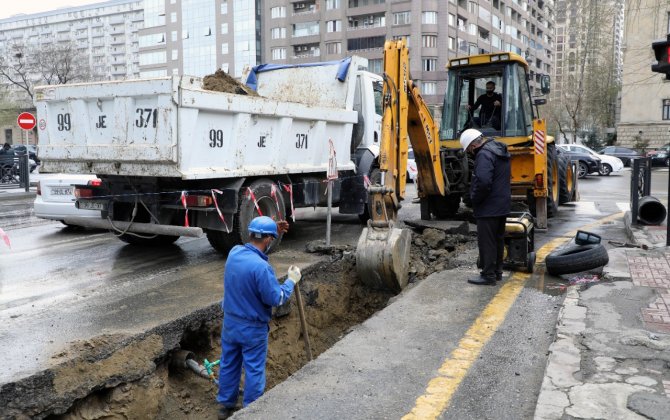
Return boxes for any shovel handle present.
[294,283,313,361]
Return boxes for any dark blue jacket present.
[470,138,511,218]
[222,243,295,326]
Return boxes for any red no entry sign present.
[17,112,36,130]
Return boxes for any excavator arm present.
[356,39,448,293]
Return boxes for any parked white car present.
[558,144,624,176]
[34,174,100,225]
[407,148,418,182]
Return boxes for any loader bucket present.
[356,223,412,294]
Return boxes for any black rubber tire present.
[431,194,461,219]
[545,243,609,276]
[117,233,180,246]
[546,144,559,217]
[526,251,536,273]
[557,154,571,205]
[577,161,589,179]
[599,163,612,176]
[207,178,285,255]
[359,167,381,224]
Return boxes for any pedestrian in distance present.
[217,215,301,419]
[460,128,511,285]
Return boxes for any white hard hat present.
[460,129,483,150]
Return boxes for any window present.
[271,6,286,18]
[326,42,342,54]
[422,11,437,24]
[326,20,341,33]
[271,27,286,39]
[171,49,178,60]
[468,1,477,14]
[294,21,320,37]
[221,23,228,34]
[422,35,437,48]
[139,33,165,47]
[171,31,177,42]
[422,58,437,71]
[393,11,410,25]
[221,43,229,54]
[326,0,340,9]
[422,82,436,95]
[348,36,385,51]
[271,47,286,60]
[139,50,166,66]
[448,14,455,26]
[221,1,228,14]
[449,36,455,50]
[663,99,670,120]
[170,12,177,23]
[368,58,382,73]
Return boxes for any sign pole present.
[326,139,337,247]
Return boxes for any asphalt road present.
[0,167,667,418]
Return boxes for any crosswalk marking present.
[573,201,601,215]
[616,202,631,212]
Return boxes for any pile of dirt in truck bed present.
[55,232,477,419]
[202,69,258,96]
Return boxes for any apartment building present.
[138,0,261,78]
[0,0,144,144]
[617,0,670,148]
[263,0,555,113]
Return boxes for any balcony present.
[111,36,126,45]
[76,31,89,39]
[110,26,125,35]
[292,1,318,15]
[293,43,320,59]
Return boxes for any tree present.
[0,41,94,105]
[549,0,621,144]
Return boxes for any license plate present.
[51,187,73,196]
[78,201,105,211]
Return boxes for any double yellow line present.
[403,212,623,419]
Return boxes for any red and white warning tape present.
[180,191,189,227]
[0,227,10,249]
[211,189,231,233]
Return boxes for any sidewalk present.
[534,213,670,420]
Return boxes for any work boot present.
[496,273,504,282]
[218,406,233,420]
[468,276,496,286]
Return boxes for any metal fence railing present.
[0,154,30,191]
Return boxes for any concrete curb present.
[0,190,36,199]
[624,210,668,249]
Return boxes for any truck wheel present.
[545,243,609,276]
[117,233,180,246]
[213,178,286,254]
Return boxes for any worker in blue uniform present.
[217,216,301,420]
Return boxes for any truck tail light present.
[88,178,102,187]
[535,173,544,188]
[184,195,213,207]
[75,187,93,198]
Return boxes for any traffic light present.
[651,35,670,79]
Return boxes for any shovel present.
[294,283,313,361]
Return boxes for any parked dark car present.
[13,144,40,165]
[556,147,602,178]
[645,143,670,167]
[597,146,641,167]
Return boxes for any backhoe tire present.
[558,154,572,205]
[545,243,609,276]
[430,194,461,219]
[546,144,559,217]
[117,233,180,246]
[208,178,285,255]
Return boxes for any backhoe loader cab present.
[440,53,535,142]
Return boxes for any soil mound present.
[202,69,258,96]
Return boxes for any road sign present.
[17,112,36,130]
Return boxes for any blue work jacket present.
[222,243,295,326]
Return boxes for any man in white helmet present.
[460,129,511,285]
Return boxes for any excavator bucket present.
[356,222,412,294]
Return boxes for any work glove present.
[287,265,302,285]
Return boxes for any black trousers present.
[476,216,507,280]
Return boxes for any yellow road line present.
[402,212,624,420]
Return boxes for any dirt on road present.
[51,229,477,419]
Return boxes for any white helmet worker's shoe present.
[460,128,483,150]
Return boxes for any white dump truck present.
[35,57,383,253]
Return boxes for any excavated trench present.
[49,227,477,420]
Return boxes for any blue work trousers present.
[217,319,269,408]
